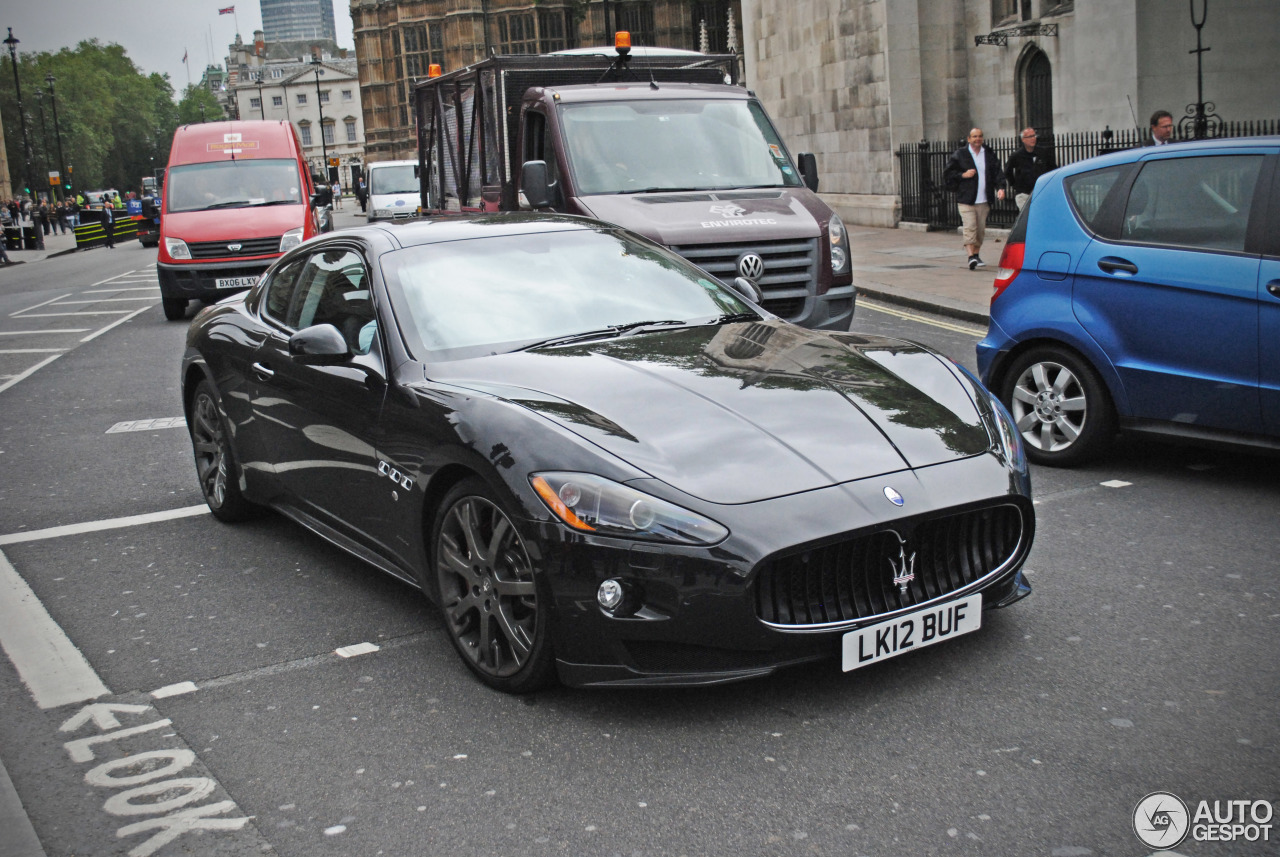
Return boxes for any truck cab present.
[415,46,854,330]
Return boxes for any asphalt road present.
[0,226,1275,857]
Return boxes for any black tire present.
[432,478,555,693]
[999,345,1116,467]
[162,297,187,321]
[189,379,259,522]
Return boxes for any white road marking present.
[90,270,143,287]
[1100,480,1133,488]
[0,353,64,394]
[0,348,65,353]
[0,505,209,546]
[9,293,72,316]
[81,304,156,343]
[335,642,381,658]
[152,682,199,699]
[0,329,90,335]
[52,298,161,304]
[0,548,111,709]
[858,299,987,336]
[17,311,137,317]
[107,417,186,433]
[82,287,159,293]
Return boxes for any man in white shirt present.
[942,128,1006,270]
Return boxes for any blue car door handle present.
[1266,280,1280,299]
[1097,257,1139,275]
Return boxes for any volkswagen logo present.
[737,253,764,282]
[883,486,905,506]
[227,243,242,252]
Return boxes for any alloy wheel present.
[1010,359,1087,452]
[192,390,231,509]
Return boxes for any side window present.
[262,258,306,325]
[1121,155,1264,252]
[288,249,378,354]
[1063,164,1126,234]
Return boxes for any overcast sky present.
[4,1,355,98]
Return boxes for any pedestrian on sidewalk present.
[102,199,116,249]
[332,180,343,210]
[1148,110,1174,146]
[943,128,1005,270]
[1005,128,1056,211]
[356,177,367,213]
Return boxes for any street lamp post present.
[46,73,68,201]
[310,56,329,182]
[34,89,54,200]
[4,28,43,249]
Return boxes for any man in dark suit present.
[102,198,115,249]
[1149,110,1174,146]
[943,128,1006,270]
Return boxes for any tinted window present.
[1063,164,1126,232]
[1120,155,1263,252]
[166,159,303,213]
[262,258,306,325]
[288,249,376,353]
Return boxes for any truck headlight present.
[164,236,191,260]
[829,213,850,276]
[279,227,304,253]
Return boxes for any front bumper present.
[541,453,1034,688]
[159,258,276,302]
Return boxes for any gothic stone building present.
[350,0,743,162]
[743,0,1280,227]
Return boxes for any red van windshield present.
[167,159,303,213]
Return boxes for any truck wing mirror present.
[521,160,553,210]
[797,153,819,192]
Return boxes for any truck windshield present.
[369,165,419,195]
[167,159,302,213]
[560,99,804,195]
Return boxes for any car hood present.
[429,322,991,504]
[574,188,821,247]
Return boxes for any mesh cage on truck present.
[413,53,740,213]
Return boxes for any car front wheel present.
[432,479,555,693]
[189,379,259,521]
[1001,346,1115,466]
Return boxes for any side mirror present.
[521,160,553,210]
[289,324,350,365]
[797,153,819,192]
[732,276,764,304]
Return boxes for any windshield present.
[166,159,302,212]
[381,226,756,360]
[560,99,803,195]
[369,165,419,196]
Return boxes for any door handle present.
[1267,280,1280,298]
[251,361,275,380]
[1097,257,1139,275]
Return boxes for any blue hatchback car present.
[977,136,1280,465]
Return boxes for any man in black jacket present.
[943,128,1005,270]
[1005,127,1056,211]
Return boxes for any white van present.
[365,160,419,222]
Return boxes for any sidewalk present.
[3,225,78,265]
[847,223,1006,324]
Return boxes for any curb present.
[857,286,990,328]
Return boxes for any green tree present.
[176,84,226,127]
[1,39,179,198]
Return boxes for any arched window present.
[1017,46,1053,135]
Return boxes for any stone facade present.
[350,0,744,162]
[743,0,1280,227]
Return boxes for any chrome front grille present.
[755,504,1027,627]
[188,237,282,259]
[670,237,818,321]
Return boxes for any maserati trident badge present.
[887,532,916,596]
[883,486,904,506]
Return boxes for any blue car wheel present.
[1000,345,1116,466]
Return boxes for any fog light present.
[597,579,625,611]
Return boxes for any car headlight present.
[164,236,191,260]
[278,227,304,253]
[828,213,850,276]
[530,472,728,546]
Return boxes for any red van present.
[158,120,328,321]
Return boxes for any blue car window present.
[1064,164,1127,234]
[1120,155,1264,252]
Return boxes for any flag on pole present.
[182,49,188,63]
[218,5,235,13]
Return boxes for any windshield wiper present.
[714,312,761,324]
[202,200,253,210]
[615,186,715,195]
[520,320,690,351]
[246,199,300,207]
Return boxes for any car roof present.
[1059,134,1280,175]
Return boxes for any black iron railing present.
[897,119,1280,230]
